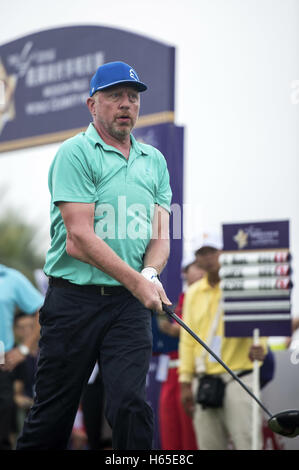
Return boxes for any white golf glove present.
[141,267,172,313]
[141,267,162,288]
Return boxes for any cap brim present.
[91,80,147,96]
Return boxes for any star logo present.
[233,229,249,249]
[0,59,17,135]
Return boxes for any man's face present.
[184,263,205,286]
[87,85,140,141]
[195,247,221,274]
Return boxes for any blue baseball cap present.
[89,61,147,96]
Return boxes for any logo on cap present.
[129,68,138,81]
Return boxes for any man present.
[17,61,172,450]
[178,233,266,450]
[0,264,43,449]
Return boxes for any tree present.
[0,209,45,285]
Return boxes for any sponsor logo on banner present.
[0,59,17,134]
[223,220,289,251]
[0,41,104,135]
[233,229,249,249]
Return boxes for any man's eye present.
[109,92,120,99]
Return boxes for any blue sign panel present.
[221,220,292,337]
[0,25,175,152]
[222,220,289,251]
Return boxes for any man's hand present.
[180,382,195,417]
[132,275,171,314]
[2,347,26,372]
[14,394,34,410]
[141,267,172,313]
[157,316,180,337]
[249,345,266,362]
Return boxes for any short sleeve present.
[12,271,44,314]
[49,140,98,205]
[155,155,172,213]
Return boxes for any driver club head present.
[268,409,299,438]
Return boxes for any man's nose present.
[119,93,131,107]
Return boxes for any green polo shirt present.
[44,123,172,286]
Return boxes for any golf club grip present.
[162,303,272,418]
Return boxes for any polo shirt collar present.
[85,123,109,150]
[85,123,148,157]
[130,133,149,157]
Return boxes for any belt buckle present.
[100,286,110,296]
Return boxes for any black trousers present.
[16,286,153,450]
[81,373,111,449]
[0,371,14,450]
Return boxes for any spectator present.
[178,232,267,450]
[11,312,39,446]
[0,263,43,450]
[157,254,205,450]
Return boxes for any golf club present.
[162,303,299,438]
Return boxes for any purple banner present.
[133,122,184,307]
[0,25,175,152]
[225,320,292,337]
[224,295,291,302]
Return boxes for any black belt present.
[48,276,128,296]
[225,369,252,386]
[237,370,253,378]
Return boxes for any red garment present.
[174,292,185,318]
[158,293,198,450]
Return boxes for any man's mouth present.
[116,115,131,123]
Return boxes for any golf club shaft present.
[162,304,272,418]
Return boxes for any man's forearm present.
[23,311,41,353]
[66,230,141,291]
[143,238,170,274]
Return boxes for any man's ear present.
[86,96,95,116]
